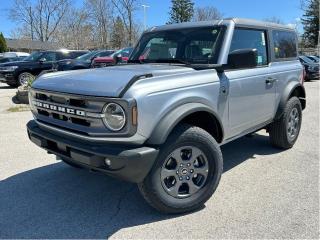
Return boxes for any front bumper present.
[0,71,16,83]
[306,71,320,80]
[27,120,158,183]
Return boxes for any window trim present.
[270,29,298,62]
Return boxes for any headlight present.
[102,103,126,131]
[28,89,36,112]
[0,66,19,72]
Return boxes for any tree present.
[0,33,8,52]
[263,17,284,24]
[301,0,319,47]
[168,0,194,24]
[110,16,125,49]
[54,8,94,49]
[9,0,70,42]
[192,6,222,21]
[85,0,113,49]
[111,0,139,46]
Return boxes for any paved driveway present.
[0,81,319,239]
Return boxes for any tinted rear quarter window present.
[272,30,297,59]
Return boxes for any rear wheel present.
[269,97,302,149]
[138,124,223,214]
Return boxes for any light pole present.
[142,4,150,31]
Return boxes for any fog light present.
[105,158,111,166]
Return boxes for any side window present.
[42,52,57,62]
[272,30,297,59]
[230,28,268,66]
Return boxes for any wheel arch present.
[275,82,306,120]
[146,103,224,145]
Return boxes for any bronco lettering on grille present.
[33,100,86,117]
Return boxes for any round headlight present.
[103,103,126,131]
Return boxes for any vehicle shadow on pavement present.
[0,86,15,89]
[0,133,283,238]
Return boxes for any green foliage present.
[301,0,319,47]
[110,16,125,49]
[168,0,194,24]
[0,32,7,52]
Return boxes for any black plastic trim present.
[27,120,158,183]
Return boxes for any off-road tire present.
[269,96,302,149]
[138,124,223,214]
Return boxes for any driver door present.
[225,28,276,138]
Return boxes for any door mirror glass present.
[227,49,258,69]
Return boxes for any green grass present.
[7,105,30,112]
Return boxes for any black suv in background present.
[55,50,115,71]
[0,49,88,87]
[299,56,319,80]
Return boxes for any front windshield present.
[129,26,225,64]
[23,51,44,61]
[76,51,99,61]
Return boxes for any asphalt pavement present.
[0,81,319,239]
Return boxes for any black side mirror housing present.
[227,49,258,69]
[39,58,46,63]
[114,54,122,63]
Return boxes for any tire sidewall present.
[285,98,302,146]
[18,72,34,86]
[146,126,223,210]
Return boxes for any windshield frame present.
[129,26,226,65]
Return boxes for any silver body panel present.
[30,18,303,145]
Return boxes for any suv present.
[299,56,319,80]
[55,50,115,71]
[27,18,305,214]
[0,49,88,87]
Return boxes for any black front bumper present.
[0,72,16,84]
[27,120,158,183]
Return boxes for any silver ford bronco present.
[27,18,306,213]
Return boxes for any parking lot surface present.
[0,81,319,239]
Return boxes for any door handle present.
[265,77,277,84]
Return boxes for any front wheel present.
[138,124,223,214]
[18,72,35,86]
[269,96,302,149]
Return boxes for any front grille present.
[30,89,112,136]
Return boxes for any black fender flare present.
[146,102,224,145]
[275,82,306,120]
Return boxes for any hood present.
[32,64,195,97]
[0,60,35,67]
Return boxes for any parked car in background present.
[0,57,26,63]
[0,49,88,87]
[306,55,319,63]
[92,47,133,68]
[299,56,319,80]
[55,50,115,71]
[0,52,30,63]
[2,52,30,58]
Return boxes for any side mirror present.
[228,49,258,69]
[114,54,122,63]
[39,58,46,63]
